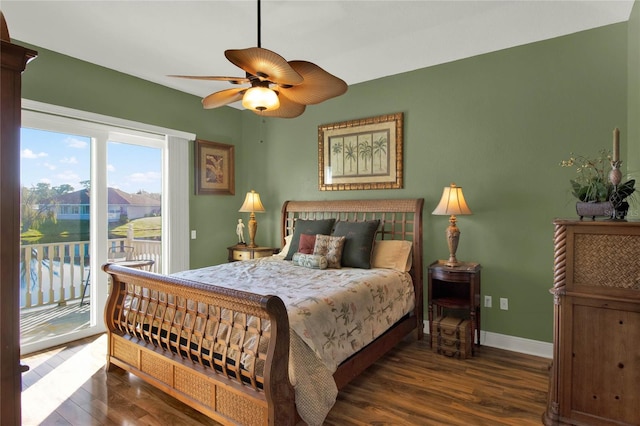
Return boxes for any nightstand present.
[428,260,481,350]
[227,245,279,262]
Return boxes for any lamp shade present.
[242,86,280,112]
[432,183,472,216]
[239,190,266,213]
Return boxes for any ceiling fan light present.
[242,86,280,112]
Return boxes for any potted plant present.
[560,149,635,220]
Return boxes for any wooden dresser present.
[543,220,640,426]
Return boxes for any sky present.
[20,128,162,194]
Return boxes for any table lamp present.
[239,190,265,248]
[432,183,472,267]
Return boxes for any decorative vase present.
[575,201,613,220]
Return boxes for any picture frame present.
[318,112,403,191]
[195,139,235,195]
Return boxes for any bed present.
[102,198,424,425]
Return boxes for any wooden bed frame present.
[102,198,424,425]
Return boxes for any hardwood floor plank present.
[21,334,549,425]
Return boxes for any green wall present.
[18,20,632,344]
[235,23,629,343]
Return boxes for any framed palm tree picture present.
[318,112,403,191]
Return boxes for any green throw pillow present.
[332,220,380,268]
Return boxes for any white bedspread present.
[173,257,415,424]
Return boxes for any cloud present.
[107,164,116,172]
[55,170,80,181]
[60,156,78,164]
[129,171,161,183]
[43,162,57,171]
[66,137,88,149]
[21,149,48,159]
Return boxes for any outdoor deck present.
[20,301,91,347]
[19,236,160,350]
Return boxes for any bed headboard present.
[281,198,424,328]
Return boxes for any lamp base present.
[444,216,461,268]
[444,258,461,268]
[247,213,258,248]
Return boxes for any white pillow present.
[371,240,413,272]
[274,234,293,257]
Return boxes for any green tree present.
[54,184,74,195]
[20,183,58,232]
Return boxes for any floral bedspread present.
[172,256,415,425]
[174,256,415,372]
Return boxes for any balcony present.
[20,237,161,346]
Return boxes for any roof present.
[54,188,160,207]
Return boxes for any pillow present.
[371,240,413,272]
[292,252,328,269]
[298,234,317,254]
[313,234,346,269]
[332,220,380,268]
[285,219,336,260]
[274,234,293,257]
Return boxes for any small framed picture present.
[195,139,235,195]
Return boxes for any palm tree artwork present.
[358,135,373,173]
[331,140,343,175]
[373,133,388,173]
[344,137,358,174]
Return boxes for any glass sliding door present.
[19,127,93,352]
[106,135,163,274]
[19,111,171,355]
[19,102,191,356]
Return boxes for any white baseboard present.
[423,320,552,359]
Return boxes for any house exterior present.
[52,188,160,222]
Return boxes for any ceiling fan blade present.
[225,47,303,86]
[278,61,348,105]
[169,75,250,85]
[202,87,246,109]
[258,95,306,118]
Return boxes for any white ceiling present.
[1,1,634,110]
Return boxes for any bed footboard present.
[102,263,295,426]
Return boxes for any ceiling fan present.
[170,0,348,118]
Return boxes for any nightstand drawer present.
[232,250,250,261]
[227,245,279,262]
[431,269,468,283]
[252,250,274,259]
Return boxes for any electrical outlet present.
[500,298,509,310]
[191,230,197,239]
[484,295,492,308]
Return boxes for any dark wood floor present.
[20,334,550,425]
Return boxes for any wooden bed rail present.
[102,263,295,426]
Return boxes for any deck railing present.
[20,238,161,310]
